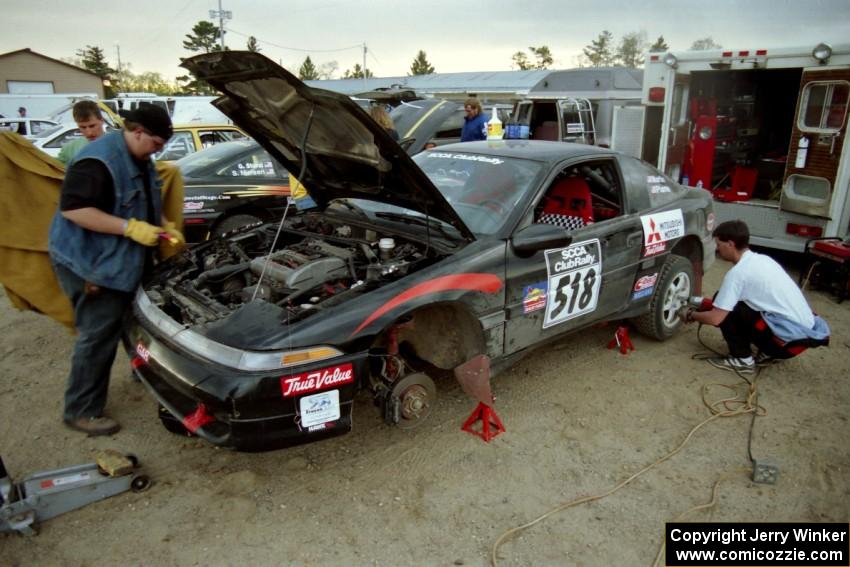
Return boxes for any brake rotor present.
[390,372,436,429]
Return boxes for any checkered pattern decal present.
[538,213,586,231]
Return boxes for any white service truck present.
[641,42,850,251]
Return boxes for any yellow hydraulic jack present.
[0,450,150,535]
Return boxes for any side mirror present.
[398,137,416,152]
[511,223,573,255]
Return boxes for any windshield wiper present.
[375,211,458,238]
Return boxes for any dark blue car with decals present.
[122,52,715,451]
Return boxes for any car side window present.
[156,131,194,161]
[226,130,248,141]
[534,160,624,230]
[434,110,465,139]
[31,121,54,135]
[219,149,279,178]
[625,157,685,208]
[44,129,83,149]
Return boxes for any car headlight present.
[699,126,713,140]
[135,289,343,371]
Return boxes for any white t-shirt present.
[714,250,814,328]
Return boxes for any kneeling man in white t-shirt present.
[683,220,829,375]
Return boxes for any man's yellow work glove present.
[123,218,162,247]
[158,221,186,260]
[161,221,186,247]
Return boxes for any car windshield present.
[174,141,256,176]
[409,150,543,235]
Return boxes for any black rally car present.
[123,52,715,451]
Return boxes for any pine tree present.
[343,64,373,79]
[616,32,647,68]
[183,21,221,53]
[76,45,115,97]
[246,36,261,52]
[583,31,615,67]
[650,35,669,52]
[299,56,320,80]
[409,50,435,75]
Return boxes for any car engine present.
[144,212,439,327]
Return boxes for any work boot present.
[63,416,121,437]
[706,355,755,375]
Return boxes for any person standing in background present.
[57,100,106,165]
[16,107,27,136]
[460,97,487,142]
[369,104,399,141]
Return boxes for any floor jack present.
[0,451,150,536]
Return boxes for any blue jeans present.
[52,262,134,420]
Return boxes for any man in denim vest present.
[49,105,185,436]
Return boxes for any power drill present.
[688,296,713,311]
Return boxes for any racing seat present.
[537,177,594,230]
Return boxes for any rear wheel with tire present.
[633,254,694,341]
[212,213,263,238]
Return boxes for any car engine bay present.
[143,212,444,327]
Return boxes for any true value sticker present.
[543,239,602,329]
[280,363,353,398]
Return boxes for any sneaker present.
[707,356,755,375]
[755,352,781,366]
[64,416,121,437]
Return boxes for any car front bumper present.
[122,315,368,452]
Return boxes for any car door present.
[503,157,643,355]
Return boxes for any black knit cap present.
[125,104,173,140]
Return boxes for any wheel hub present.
[388,373,436,429]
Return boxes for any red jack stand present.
[607,324,635,355]
[461,402,506,442]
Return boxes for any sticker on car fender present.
[543,239,601,328]
[634,273,658,292]
[299,389,340,428]
[522,281,548,314]
[640,209,684,257]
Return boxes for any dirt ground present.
[1,255,848,566]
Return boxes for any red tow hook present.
[182,404,215,433]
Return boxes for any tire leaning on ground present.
[633,254,695,341]
[212,213,264,238]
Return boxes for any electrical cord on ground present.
[650,468,751,567]
[490,323,768,567]
[691,322,768,466]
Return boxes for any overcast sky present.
[3,0,849,81]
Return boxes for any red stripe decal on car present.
[350,273,502,337]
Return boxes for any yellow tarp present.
[0,132,184,329]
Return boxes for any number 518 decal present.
[543,239,602,329]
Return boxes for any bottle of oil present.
[487,107,503,141]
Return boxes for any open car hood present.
[181,52,474,240]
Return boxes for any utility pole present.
[363,43,367,90]
[115,43,122,74]
[209,0,232,50]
